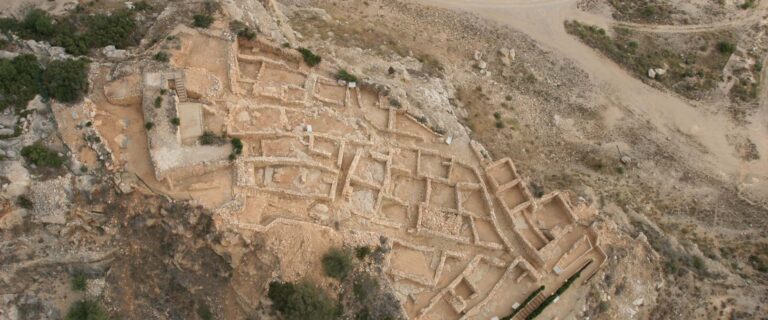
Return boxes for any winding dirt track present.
[414,0,768,192]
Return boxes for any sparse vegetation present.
[606,0,674,23]
[154,51,170,62]
[336,69,358,83]
[298,48,322,67]
[229,20,256,40]
[740,0,757,9]
[145,122,154,130]
[388,98,401,108]
[200,131,225,145]
[71,273,87,291]
[65,300,109,320]
[193,14,214,28]
[154,96,163,108]
[322,247,354,280]
[21,143,64,168]
[267,281,340,320]
[565,20,734,101]
[170,117,180,126]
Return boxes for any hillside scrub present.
[565,20,735,101]
[0,9,139,56]
[267,281,340,320]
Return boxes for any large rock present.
[102,45,130,60]
[647,68,657,79]
[23,40,71,61]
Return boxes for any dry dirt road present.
[414,0,768,197]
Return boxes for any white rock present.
[473,50,483,61]
[647,68,656,79]
[633,298,644,306]
[654,68,666,76]
[477,60,488,70]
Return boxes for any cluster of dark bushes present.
[0,9,139,56]
[0,54,89,111]
[268,246,401,320]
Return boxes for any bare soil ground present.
[289,0,768,318]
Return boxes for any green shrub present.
[493,111,502,120]
[145,122,154,130]
[65,300,109,320]
[132,0,152,11]
[740,0,757,9]
[495,121,505,129]
[196,304,213,320]
[716,41,735,55]
[298,48,321,67]
[21,143,64,168]
[72,273,87,291]
[355,246,372,260]
[200,131,225,145]
[229,20,256,40]
[17,196,34,209]
[21,9,55,37]
[170,117,180,126]
[336,69,358,83]
[44,59,89,103]
[0,55,42,111]
[231,138,243,155]
[322,247,354,280]
[193,14,214,28]
[388,98,401,108]
[83,10,137,49]
[154,51,170,62]
[268,281,339,320]
[154,96,162,108]
[754,61,763,72]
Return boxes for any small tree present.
[322,247,354,280]
[65,300,109,320]
[231,138,243,154]
[268,281,339,320]
[21,143,64,167]
[154,51,170,62]
[71,273,87,291]
[298,48,321,67]
[43,58,89,103]
[154,96,162,108]
[193,14,214,28]
[170,117,180,126]
[145,122,154,130]
[336,69,357,83]
[716,41,735,55]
